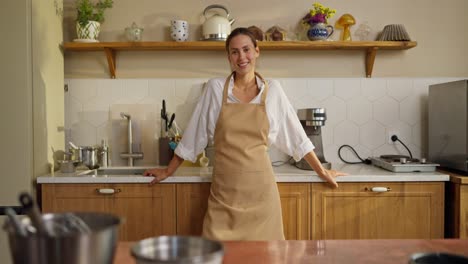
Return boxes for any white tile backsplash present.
[65,77,465,166]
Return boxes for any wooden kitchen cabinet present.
[176,183,211,236]
[311,182,444,239]
[41,183,177,241]
[175,183,310,239]
[278,183,310,240]
[445,171,468,238]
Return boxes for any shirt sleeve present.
[174,79,219,162]
[267,80,315,161]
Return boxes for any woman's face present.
[227,34,259,76]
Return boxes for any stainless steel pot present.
[81,146,100,169]
[4,212,121,264]
[131,236,224,264]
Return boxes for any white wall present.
[62,0,468,166]
[33,0,65,175]
[63,0,468,78]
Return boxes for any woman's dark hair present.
[225,27,258,52]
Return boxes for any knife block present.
[158,137,174,166]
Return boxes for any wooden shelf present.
[63,41,417,78]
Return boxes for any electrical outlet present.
[388,131,398,144]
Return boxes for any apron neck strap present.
[222,72,269,105]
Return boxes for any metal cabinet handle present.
[367,187,391,192]
[96,188,121,194]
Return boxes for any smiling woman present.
[143,27,346,241]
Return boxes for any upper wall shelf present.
[63,41,417,78]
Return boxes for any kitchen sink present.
[78,167,152,177]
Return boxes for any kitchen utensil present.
[4,212,121,264]
[199,151,209,167]
[69,141,83,162]
[161,100,168,136]
[48,213,91,235]
[168,113,175,129]
[81,146,100,169]
[131,236,224,264]
[202,4,235,40]
[4,208,27,236]
[19,192,51,236]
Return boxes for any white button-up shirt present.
[175,75,315,163]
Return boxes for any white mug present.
[171,20,188,30]
[171,31,188,42]
[170,20,189,41]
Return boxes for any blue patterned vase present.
[307,23,334,41]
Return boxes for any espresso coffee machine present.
[295,108,331,170]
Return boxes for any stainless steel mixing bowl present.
[131,236,224,264]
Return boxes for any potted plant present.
[75,0,113,42]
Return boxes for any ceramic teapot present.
[202,4,235,40]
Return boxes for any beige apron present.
[202,72,285,241]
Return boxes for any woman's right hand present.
[143,168,170,184]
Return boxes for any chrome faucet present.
[120,112,143,166]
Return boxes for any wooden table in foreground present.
[115,239,468,264]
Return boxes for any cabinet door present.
[311,182,444,239]
[446,182,468,238]
[278,183,310,240]
[41,184,112,213]
[176,183,210,236]
[113,184,176,241]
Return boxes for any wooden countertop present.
[437,169,468,184]
[114,239,468,264]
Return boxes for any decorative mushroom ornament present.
[335,14,356,41]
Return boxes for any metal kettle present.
[202,4,235,40]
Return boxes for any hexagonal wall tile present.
[387,79,413,102]
[412,122,428,149]
[334,79,361,101]
[400,94,425,126]
[362,78,386,102]
[69,79,98,103]
[348,97,372,125]
[175,79,206,104]
[97,121,110,144]
[148,79,176,101]
[118,79,149,104]
[281,78,308,102]
[334,121,359,146]
[65,96,82,129]
[70,120,97,146]
[307,79,333,101]
[386,121,412,142]
[320,125,334,148]
[321,96,346,127]
[97,79,124,105]
[373,97,399,126]
[359,121,385,149]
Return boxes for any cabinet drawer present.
[311,182,444,239]
[113,184,153,198]
[52,184,114,198]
